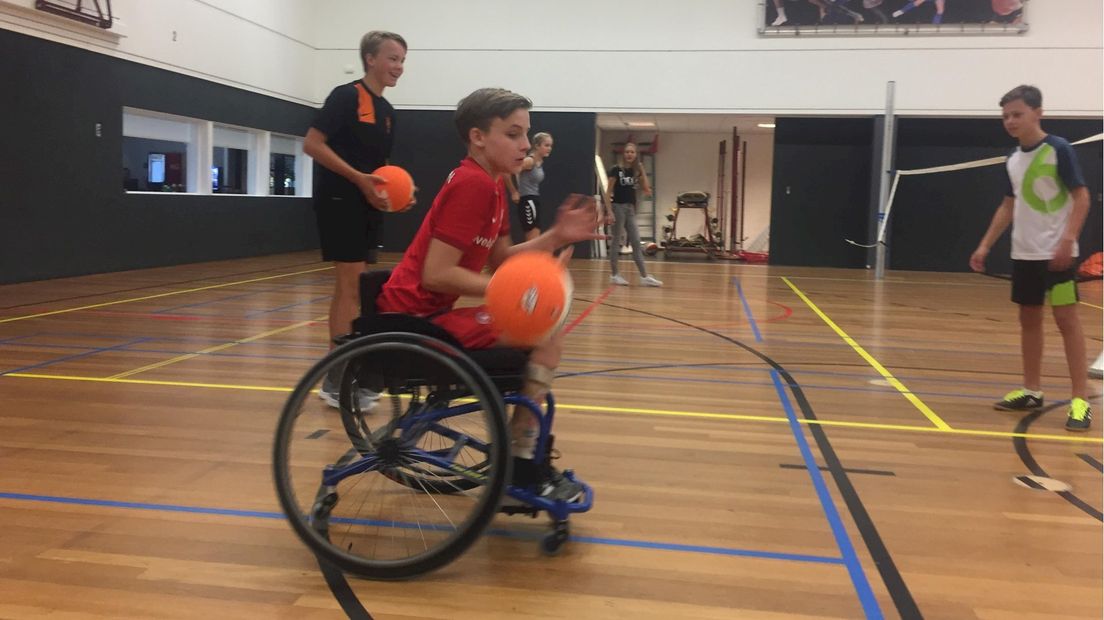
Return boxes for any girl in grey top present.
[605,142,662,287]
[507,132,552,241]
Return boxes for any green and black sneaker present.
[994,389,1044,411]
[1065,398,1093,432]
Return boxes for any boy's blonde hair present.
[360,31,407,71]
[454,88,532,144]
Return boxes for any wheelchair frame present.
[273,272,593,579]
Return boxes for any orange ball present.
[371,165,413,212]
[485,252,573,347]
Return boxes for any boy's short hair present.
[1000,85,1042,109]
[454,88,533,144]
[360,31,407,71]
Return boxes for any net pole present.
[875,81,896,280]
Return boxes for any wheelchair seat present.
[353,270,529,393]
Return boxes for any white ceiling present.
[595,113,776,134]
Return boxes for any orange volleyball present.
[371,165,413,212]
[485,251,573,347]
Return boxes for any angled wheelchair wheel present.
[273,332,510,579]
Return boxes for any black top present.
[312,80,396,197]
[609,165,640,205]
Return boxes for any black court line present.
[318,556,373,619]
[1013,407,1104,522]
[780,463,896,477]
[1077,453,1104,473]
[306,429,329,439]
[1016,475,1046,490]
[583,297,921,620]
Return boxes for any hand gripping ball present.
[371,165,414,212]
[485,251,573,346]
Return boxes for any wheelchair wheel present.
[273,332,510,579]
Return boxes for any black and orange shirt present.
[311,80,395,197]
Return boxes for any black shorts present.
[1011,259,1079,307]
[517,195,540,232]
[314,190,382,263]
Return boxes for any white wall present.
[5,1,1099,114]
[312,0,1102,116]
[600,128,775,250]
[0,0,317,104]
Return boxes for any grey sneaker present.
[640,274,663,287]
[610,274,629,286]
[539,469,584,503]
[319,374,380,411]
[994,388,1043,411]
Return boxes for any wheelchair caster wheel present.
[540,522,569,556]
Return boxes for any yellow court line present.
[5,372,292,392]
[107,316,326,379]
[4,371,1100,444]
[1080,301,1104,310]
[0,266,333,324]
[781,276,952,431]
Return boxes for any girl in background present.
[606,142,662,287]
[507,132,553,242]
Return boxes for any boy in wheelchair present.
[375,87,607,502]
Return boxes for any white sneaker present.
[319,375,380,411]
[610,274,629,286]
[771,11,787,26]
[640,275,663,287]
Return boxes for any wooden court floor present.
[0,250,1101,619]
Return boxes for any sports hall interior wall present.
[890,118,1103,274]
[769,117,874,268]
[768,116,1103,272]
[0,29,317,284]
[385,110,598,259]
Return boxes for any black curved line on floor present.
[0,260,327,310]
[1013,407,1104,521]
[318,556,374,619]
[577,297,922,620]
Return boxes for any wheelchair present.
[273,270,593,580]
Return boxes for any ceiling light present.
[757,123,776,129]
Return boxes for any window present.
[270,134,299,196]
[122,107,309,197]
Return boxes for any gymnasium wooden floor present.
[1,251,1101,619]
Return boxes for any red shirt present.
[378,157,511,316]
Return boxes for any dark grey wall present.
[0,29,318,284]
[386,109,598,258]
[891,118,1103,273]
[769,117,874,268]
[768,116,1102,272]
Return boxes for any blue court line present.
[0,338,153,375]
[734,278,763,343]
[0,491,843,566]
[244,295,331,318]
[153,283,309,314]
[770,370,882,619]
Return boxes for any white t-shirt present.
[1004,135,1086,260]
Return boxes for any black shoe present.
[994,389,1043,411]
[510,457,583,503]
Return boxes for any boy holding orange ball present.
[377,87,605,500]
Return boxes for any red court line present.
[763,301,794,323]
[563,286,615,335]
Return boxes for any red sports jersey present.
[378,157,511,317]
